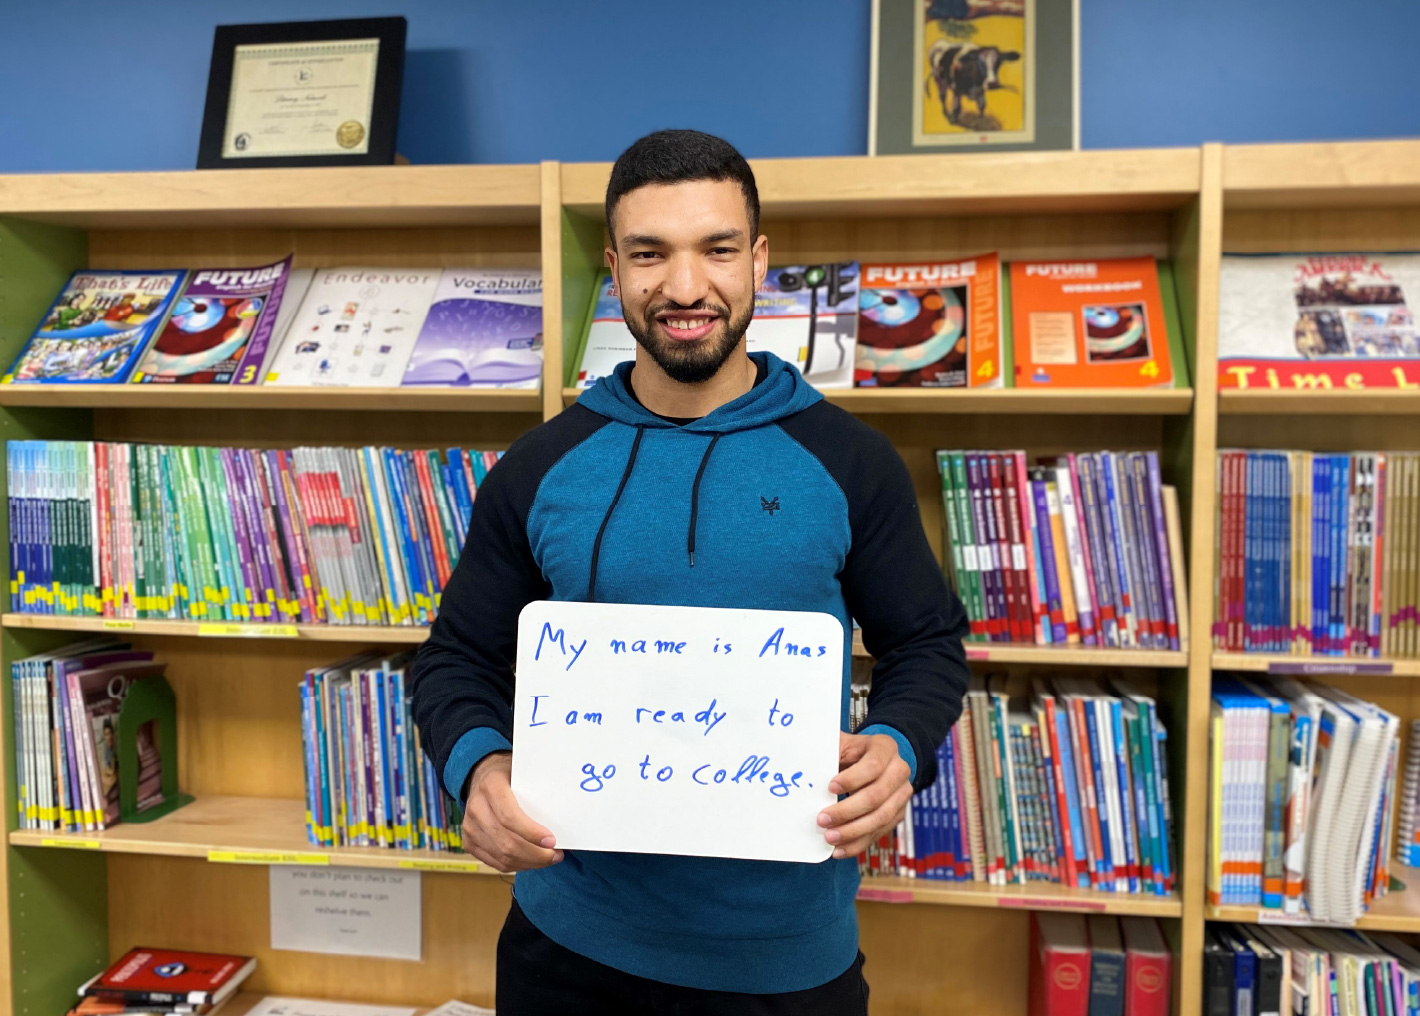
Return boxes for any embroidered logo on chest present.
[760,496,781,516]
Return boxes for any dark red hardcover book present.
[1119,917,1171,1016]
[987,453,1027,641]
[1028,913,1092,1016]
[79,948,255,1007]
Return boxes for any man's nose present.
[661,253,711,307]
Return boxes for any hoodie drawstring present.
[687,433,722,567]
[587,425,645,603]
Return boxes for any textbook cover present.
[264,267,440,387]
[3,270,185,384]
[856,256,1002,388]
[131,257,291,385]
[1219,252,1420,390]
[401,268,543,388]
[574,265,859,389]
[1010,258,1176,388]
[81,946,255,1005]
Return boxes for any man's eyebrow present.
[620,233,666,247]
[702,229,745,245]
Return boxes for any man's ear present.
[752,234,770,292]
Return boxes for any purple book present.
[1097,453,1139,648]
[1028,468,1068,644]
[1128,453,1168,649]
[401,269,543,388]
[1076,455,1120,648]
[217,449,262,622]
[133,257,291,385]
[1110,452,1154,648]
[234,450,282,623]
[1145,452,1181,650]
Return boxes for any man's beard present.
[624,300,754,384]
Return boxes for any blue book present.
[1331,455,1349,655]
[1085,915,1126,1016]
[1051,703,1090,888]
[1107,698,1141,894]
[1312,455,1327,652]
[1219,925,1257,1016]
[383,449,428,624]
[1082,699,1116,890]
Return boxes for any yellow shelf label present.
[39,837,102,850]
[398,858,480,873]
[102,620,136,630]
[207,849,329,865]
[197,624,300,638]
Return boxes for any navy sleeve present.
[410,405,608,802]
[778,402,969,792]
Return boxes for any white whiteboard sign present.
[512,600,843,863]
[269,866,420,959]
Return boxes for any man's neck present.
[628,349,757,420]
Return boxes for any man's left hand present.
[816,731,913,859]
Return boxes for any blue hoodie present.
[412,352,968,993]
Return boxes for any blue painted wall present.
[1,0,1416,173]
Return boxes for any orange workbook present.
[1010,257,1174,388]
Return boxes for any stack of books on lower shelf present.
[71,946,254,1016]
[1204,924,1420,1016]
[300,652,463,852]
[853,675,1175,896]
[1029,912,1171,1016]
[12,639,168,833]
[1208,676,1400,923]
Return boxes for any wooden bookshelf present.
[564,385,1194,415]
[0,385,543,413]
[10,795,486,875]
[1207,862,1420,931]
[3,139,1357,1016]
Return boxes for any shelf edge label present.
[101,620,136,630]
[1266,660,1393,676]
[397,859,481,873]
[208,849,329,865]
[39,837,102,850]
[197,624,301,639]
[856,887,913,903]
[1255,909,1356,928]
[997,897,1108,912]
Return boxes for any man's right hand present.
[461,751,563,872]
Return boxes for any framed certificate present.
[197,17,406,169]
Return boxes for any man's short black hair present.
[605,130,760,247]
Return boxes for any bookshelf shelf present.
[0,613,430,644]
[0,163,543,229]
[10,796,488,876]
[563,386,1195,415]
[1210,651,1420,677]
[1222,139,1420,210]
[562,148,1201,218]
[857,874,1182,917]
[1219,389,1420,415]
[1206,867,1420,931]
[0,385,544,413]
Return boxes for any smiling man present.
[411,130,968,1015]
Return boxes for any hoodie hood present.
[577,351,822,433]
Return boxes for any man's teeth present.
[666,318,709,330]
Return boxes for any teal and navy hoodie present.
[411,351,968,993]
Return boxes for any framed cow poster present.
[868,0,1078,155]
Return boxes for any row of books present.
[299,651,462,852]
[72,946,255,1016]
[854,675,1176,896]
[1207,676,1399,925]
[12,640,167,832]
[4,264,543,389]
[6,440,503,625]
[576,255,1186,390]
[1204,923,1420,1016]
[936,450,1186,651]
[1214,449,1420,658]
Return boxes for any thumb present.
[838,731,868,765]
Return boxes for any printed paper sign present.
[269,866,420,960]
[512,601,843,863]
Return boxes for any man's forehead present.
[613,179,751,237]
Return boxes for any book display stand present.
[0,140,1416,1014]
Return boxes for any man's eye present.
[629,251,661,260]
[708,248,735,256]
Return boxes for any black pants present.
[496,896,870,1015]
